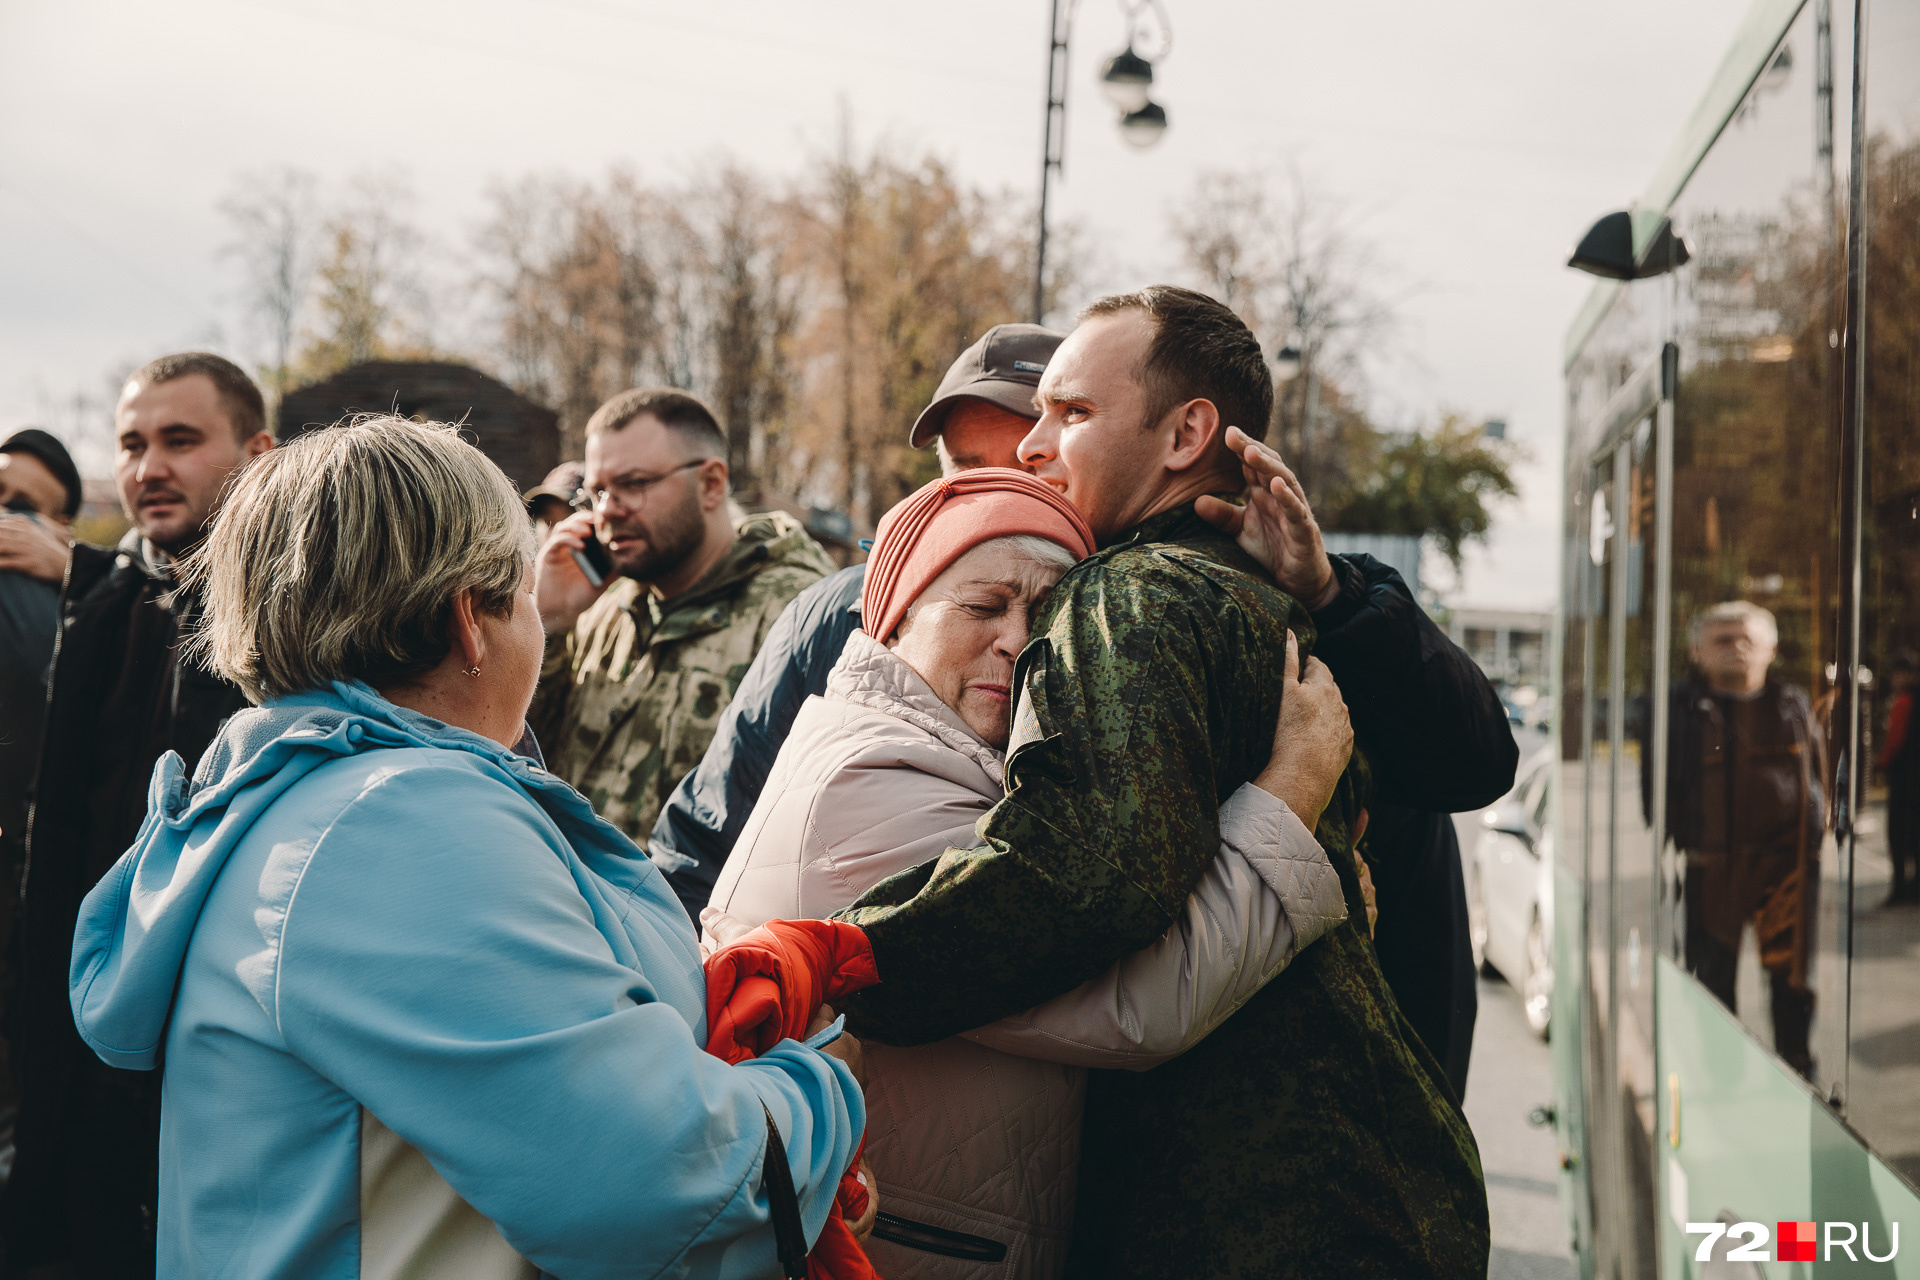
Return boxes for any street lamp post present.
[1033,0,1172,323]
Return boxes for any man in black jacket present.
[5,354,272,1277]
[652,333,1514,1099]
[1649,600,1824,1078]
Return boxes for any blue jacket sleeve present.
[274,763,862,1280]
[653,564,866,920]
[1310,553,1518,813]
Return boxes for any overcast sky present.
[0,0,1758,608]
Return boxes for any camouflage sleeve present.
[525,626,578,754]
[835,559,1230,1046]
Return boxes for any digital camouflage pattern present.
[837,505,1488,1279]
[530,511,835,847]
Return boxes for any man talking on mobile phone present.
[529,388,835,848]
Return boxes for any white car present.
[1466,745,1554,1038]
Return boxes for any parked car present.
[1466,744,1554,1038]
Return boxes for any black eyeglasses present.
[574,459,708,511]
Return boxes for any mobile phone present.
[570,535,614,588]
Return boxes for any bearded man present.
[531,387,835,844]
[831,287,1489,1278]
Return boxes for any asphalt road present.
[1465,973,1579,1280]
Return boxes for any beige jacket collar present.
[826,629,1006,789]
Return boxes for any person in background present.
[0,428,81,861]
[65,416,864,1280]
[530,388,834,847]
[0,428,83,1171]
[1656,600,1825,1078]
[524,459,584,538]
[649,322,1513,1100]
[649,323,1064,918]
[1882,654,1920,906]
[4,355,273,1278]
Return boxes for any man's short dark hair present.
[131,352,267,442]
[1079,286,1272,452]
[585,387,726,457]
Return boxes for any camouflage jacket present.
[837,505,1488,1279]
[530,511,835,847]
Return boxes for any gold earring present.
[463,665,482,677]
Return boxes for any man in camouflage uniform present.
[531,387,834,844]
[836,288,1488,1278]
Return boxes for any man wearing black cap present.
[0,427,82,584]
[0,429,84,1148]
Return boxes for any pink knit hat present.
[861,468,1095,642]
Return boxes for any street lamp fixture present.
[1118,100,1169,148]
[1271,344,1303,382]
[1100,46,1154,114]
[1034,0,1174,321]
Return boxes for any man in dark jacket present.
[1652,600,1824,1078]
[651,325,1513,1098]
[5,354,272,1277]
[0,429,82,894]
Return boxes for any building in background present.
[1447,606,1550,691]
[1322,532,1422,599]
[277,362,560,492]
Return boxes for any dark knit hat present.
[1,428,83,518]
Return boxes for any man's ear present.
[1164,399,1224,475]
[697,458,730,512]
[245,431,275,460]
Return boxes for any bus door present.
[1579,350,1672,1279]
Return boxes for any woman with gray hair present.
[66,418,865,1280]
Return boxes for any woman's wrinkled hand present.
[1354,849,1378,937]
[810,1004,868,1090]
[1253,631,1353,831]
[848,1160,879,1243]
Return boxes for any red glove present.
[702,920,883,1280]
[704,919,880,1064]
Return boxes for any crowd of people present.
[0,286,1534,1279]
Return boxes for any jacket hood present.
[828,628,1005,787]
[676,511,834,611]
[68,681,627,1070]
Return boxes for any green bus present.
[1555,0,1920,1273]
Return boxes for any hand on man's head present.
[1195,427,1339,611]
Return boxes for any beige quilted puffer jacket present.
[704,629,1347,1280]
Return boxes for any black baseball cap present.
[908,324,1064,449]
[0,428,83,518]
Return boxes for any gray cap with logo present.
[909,323,1064,448]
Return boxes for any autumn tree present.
[1320,414,1519,569]
[1170,166,1396,500]
[220,167,319,398]
[296,170,433,381]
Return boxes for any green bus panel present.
[1552,863,1593,1277]
[1657,955,1920,1276]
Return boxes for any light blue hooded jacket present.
[68,681,862,1280]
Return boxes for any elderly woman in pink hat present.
[704,469,1354,1280]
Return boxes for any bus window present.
[1662,0,1845,1096]
[1845,0,1920,1188]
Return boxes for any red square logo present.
[1778,1221,1816,1262]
